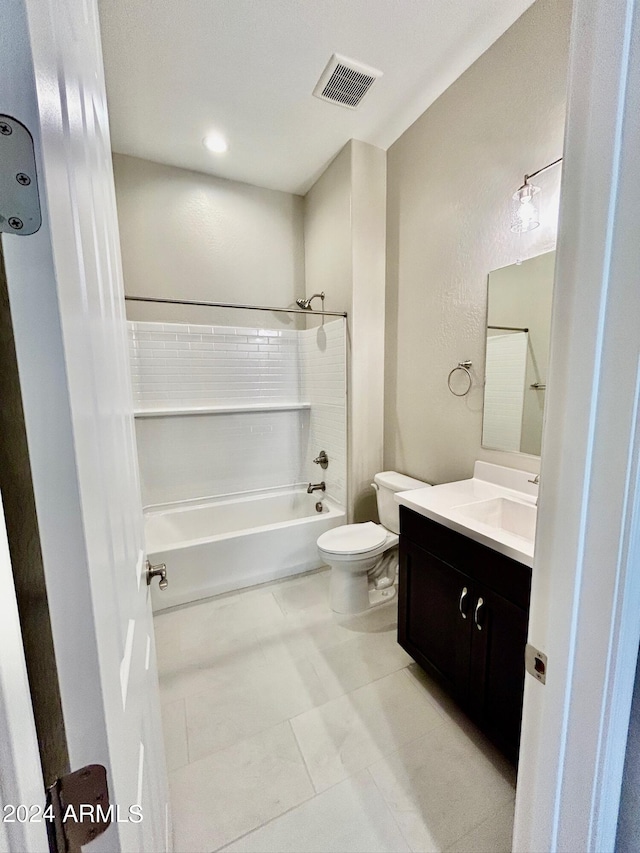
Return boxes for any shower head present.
[295,292,325,310]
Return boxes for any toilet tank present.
[374,471,431,534]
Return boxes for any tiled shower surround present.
[129,323,301,408]
[128,320,346,507]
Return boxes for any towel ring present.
[447,361,472,397]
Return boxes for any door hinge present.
[46,764,111,852]
[0,114,41,236]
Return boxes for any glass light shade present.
[511,182,540,233]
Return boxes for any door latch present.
[525,643,547,684]
[0,115,41,236]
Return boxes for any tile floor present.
[154,568,516,853]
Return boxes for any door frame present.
[514,0,640,850]
[0,492,48,853]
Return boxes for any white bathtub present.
[145,487,346,610]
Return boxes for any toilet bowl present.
[317,471,430,614]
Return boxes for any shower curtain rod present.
[487,324,529,332]
[124,295,347,318]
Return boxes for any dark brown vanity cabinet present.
[398,506,531,761]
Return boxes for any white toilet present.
[317,471,430,614]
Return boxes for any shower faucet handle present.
[313,450,329,469]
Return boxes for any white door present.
[1,1,169,851]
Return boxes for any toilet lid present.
[318,522,387,555]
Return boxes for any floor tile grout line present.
[254,609,406,670]
[169,719,319,853]
[169,679,314,770]
[441,795,517,853]
[164,656,417,774]
[270,570,330,618]
[213,776,320,852]
[169,664,434,783]
[287,717,317,794]
[288,682,450,798]
[362,737,515,853]
[287,662,426,727]
[163,661,453,780]
[363,766,415,853]
[214,768,419,853]
[400,670,520,786]
[269,588,289,618]
[178,695,190,768]
[399,665,451,721]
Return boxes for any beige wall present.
[303,145,352,317]
[350,141,387,521]
[113,154,305,328]
[304,141,387,521]
[385,0,572,484]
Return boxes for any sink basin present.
[453,497,537,542]
[395,462,539,566]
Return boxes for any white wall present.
[304,140,387,521]
[300,322,347,507]
[135,409,307,506]
[384,0,572,484]
[113,154,305,328]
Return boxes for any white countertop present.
[395,461,538,568]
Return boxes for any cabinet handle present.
[459,587,468,619]
[474,597,484,631]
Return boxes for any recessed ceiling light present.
[203,132,228,154]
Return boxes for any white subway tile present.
[128,319,346,505]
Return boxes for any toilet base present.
[368,585,397,609]
[329,560,398,614]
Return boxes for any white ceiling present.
[98,0,534,195]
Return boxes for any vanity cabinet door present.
[399,539,473,702]
[469,586,529,758]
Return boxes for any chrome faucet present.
[307,481,326,494]
[313,450,329,469]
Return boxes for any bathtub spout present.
[307,481,326,494]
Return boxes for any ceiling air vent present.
[313,53,382,110]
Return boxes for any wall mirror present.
[482,250,555,456]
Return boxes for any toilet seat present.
[317,522,388,556]
[318,470,429,614]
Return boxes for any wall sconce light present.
[511,156,563,233]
